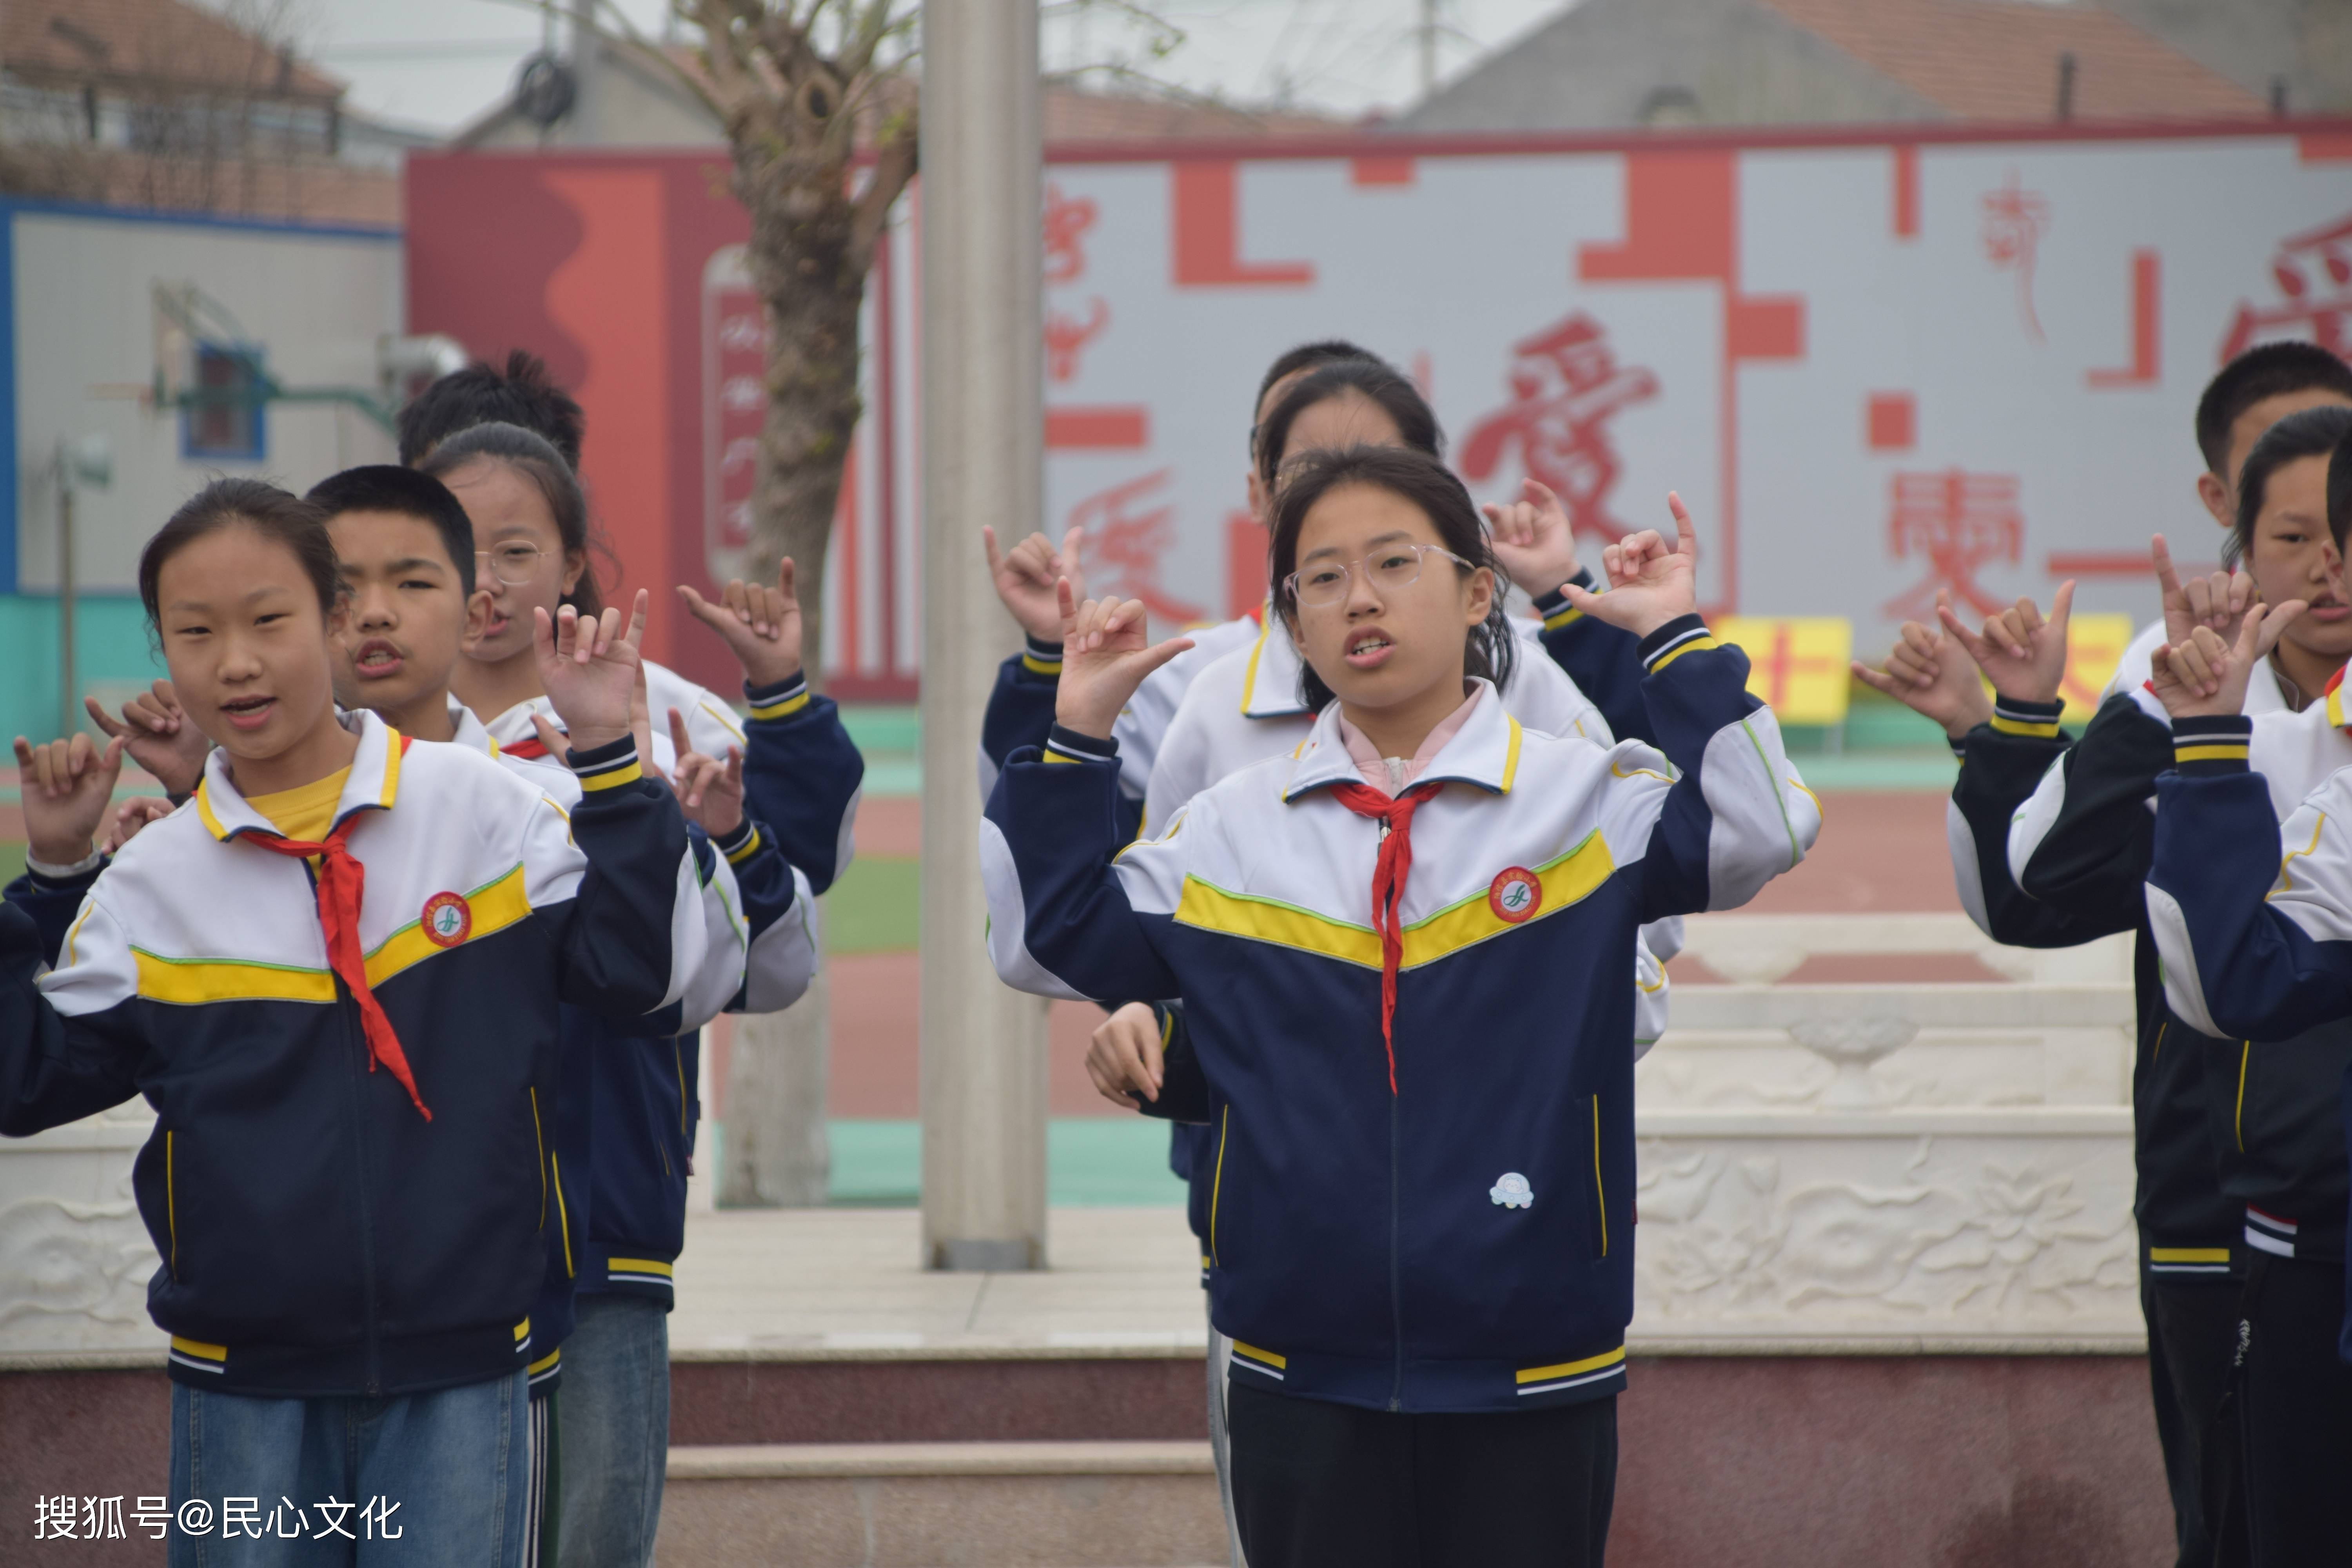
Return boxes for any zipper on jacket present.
[529,1087,549,1227]
[1209,1107,1230,1267]
[1387,1091,1404,1411]
[165,1130,180,1281]
[338,974,385,1397]
[1592,1096,1609,1258]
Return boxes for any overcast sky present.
[265,0,1569,134]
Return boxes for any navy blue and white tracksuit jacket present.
[484,668,857,1312]
[2141,697,2352,1287]
[981,621,1820,1413]
[0,711,703,1398]
[1532,570,1652,746]
[445,700,813,1382]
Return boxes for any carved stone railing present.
[0,1100,163,1357]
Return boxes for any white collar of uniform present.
[194,707,403,842]
[482,695,559,748]
[446,695,497,756]
[1280,679,1522,804]
[1239,613,1310,720]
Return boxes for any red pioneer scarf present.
[1324,779,1443,1094]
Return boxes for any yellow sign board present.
[1713,616,1855,727]
[2057,613,2137,713]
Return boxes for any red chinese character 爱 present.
[1068,470,1203,626]
[2221,211,2352,363]
[1460,313,1659,544]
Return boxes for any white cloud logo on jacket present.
[1490,1172,1534,1209]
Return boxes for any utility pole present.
[918,0,1049,1272]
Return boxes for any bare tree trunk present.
[719,902,834,1207]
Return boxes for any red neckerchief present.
[243,801,432,1121]
[501,736,552,760]
[1324,779,1443,1094]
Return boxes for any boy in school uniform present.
[2,479,706,1565]
[303,463,821,1565]
[1857,348,2352,1568]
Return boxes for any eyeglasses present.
[1284,543,1471,608]
[477,541,549,587]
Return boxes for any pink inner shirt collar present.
[1335,684,1486,797]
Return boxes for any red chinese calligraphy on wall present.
[1044,183,1098,285]
[1045,298,1109,384]
[1460,313,1659,544]
[1068,470,1204,625]
[1884,469,2023,620]
[1982,171,2051,344]
[2221,212,2352,362]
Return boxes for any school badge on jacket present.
[421,891,473,947]
[1488,867,1542,923]
[1490,1172,1534,1209]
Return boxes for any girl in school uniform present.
[982,445,1818,1566]
[0,478,703,1567]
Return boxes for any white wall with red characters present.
[1004,126,2352,663]
[414,127,2352,699]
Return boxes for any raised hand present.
[678,558,805,689]
[667,708,745,838]
[84,680,208,795]
[984,525,1085,644]
[1054,582,1195,741]
[1850,592,1992,739]
[536,588,648,754]
[1937,582,2075,708]
[2152,535,2255,650]
[103,794,177,854]
[2151,600,2307,720]
[1558,492,1699,639]
[1483,479,1582,601]
[14,732,124,867]
[1086,1001,1165,1110]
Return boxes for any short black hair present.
[307,465,477,597]
[139,479,339,630]
[397,349,585,469]
[1256,340,1381,411]
[2194,341,2352,477]
[2332,423,2352,553]
[2232,404,2352,559]
[1256,358,1445,494]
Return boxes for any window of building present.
[184,344,267,461]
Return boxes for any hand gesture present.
[667,708,745,838]
[1849,592,1992,739]
[678,559,805,689]
[1053,583,1194,741]
[14,733,123,867]
[84,681,208,795]
[536,588,648,755]
[2151,601,2306,720]
[1086,1001,1165,1110]
[1937,583,2075,708]
[985,525,1085,644]
[1483,479,1582,601]
[103,794,177,854]
[2153,535,2255,650]
[1558,492,1699,639]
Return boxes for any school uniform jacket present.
[451,701,814,1361]
[2140,690,2352,1271]
[1145,615,1678,1047]
[981,620,1819,1414]
[0,712,703,1397]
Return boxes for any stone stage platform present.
[5,1205,2172,1566]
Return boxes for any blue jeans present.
[169,1369,528,1567]
[555,1296,669,1568]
